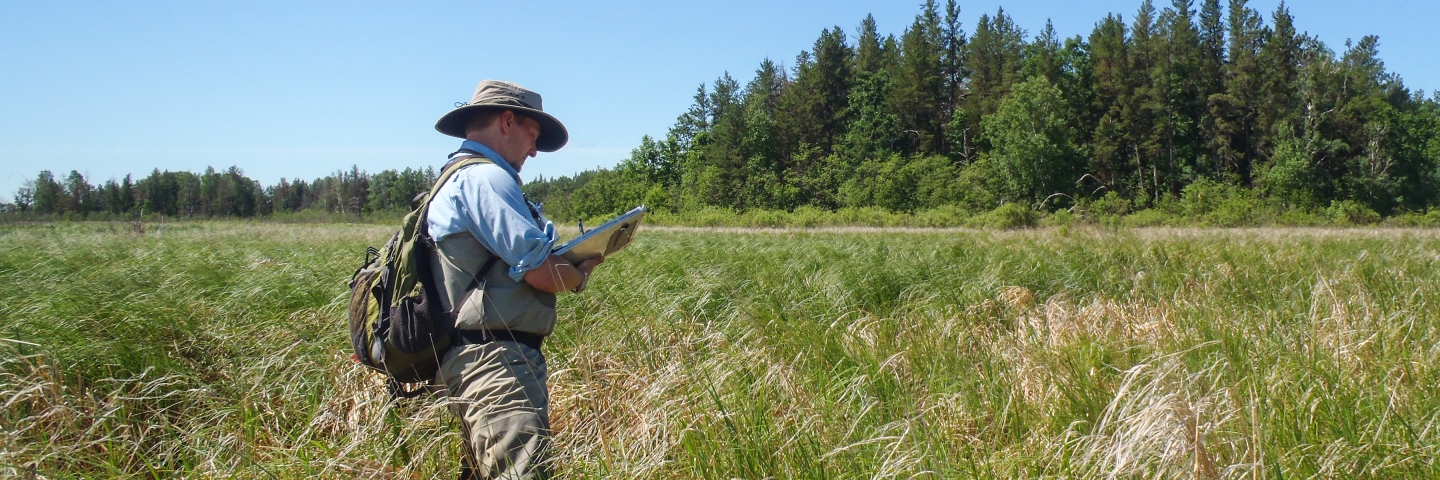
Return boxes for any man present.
[427,80,602,479]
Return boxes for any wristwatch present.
[572,270,590,293]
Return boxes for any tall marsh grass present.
[3,223,1438,478]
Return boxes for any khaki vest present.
[429,231,558,336]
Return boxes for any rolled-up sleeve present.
[432,164,556,281]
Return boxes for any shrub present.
[789,205,831,228]
[1382,209,1440,227]
[913,205,972,227]
[1274,209,1328,226]
[1040,209,1077,227]
[1203,194,1264,227]
[1326,200,1381,225]
[1087,191,1132,219]
[1181,178,1231,217]
[743,209,787,228]
[686,206,739,227]
[1118,209,1177,227]
[835,207,906,227]
[966,202,1038,229]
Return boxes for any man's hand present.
[575,256,604,275]
[522,254,604,293]
[571,256,604,293]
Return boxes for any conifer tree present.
[1131,0,1167,201]
[1158,0,1206,191]
[856,15,884,75]
[1197,0,1227,177]
[1023,21,1064,85]
[1088,14,1135,193]
[1257,2,1301,153]
[20,1,1437,221]
[894,1,947,154]
[940,0,968,136]
[1210,0,1265,185]
[962,8,1027,152]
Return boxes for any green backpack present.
[346,155,496,397]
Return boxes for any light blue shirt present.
[427,140,557,281]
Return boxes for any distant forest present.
[8,0,1440,223]
[526,0,1440,220]
[7,165,436,219]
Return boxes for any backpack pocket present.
[347,263,385,370]
[387,290,447,354]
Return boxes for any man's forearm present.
[522,254,588,293]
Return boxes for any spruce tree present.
[1257,1,1302,155]
[1212,0,1264,185]
[894,1,947,154]
[1158,0,1206,192]
[940,0,967,136]
[1131,0,1167,201]
[962,8,1027,152]
[1088,14,1134,193]
[856,15,884,75]
[1197,0,1227,178]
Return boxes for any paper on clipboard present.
[553,205,647,263]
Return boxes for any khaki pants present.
[436,340,551,479]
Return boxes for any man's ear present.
[498,110,514,135]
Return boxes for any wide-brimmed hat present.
[434,80,569,152]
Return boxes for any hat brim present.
[434,104,569,152]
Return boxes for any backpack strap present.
[449,149,545,223]
[420,153,510,319]
[419,153,494,229]
[381,155,500,400]
[450,255,502,318]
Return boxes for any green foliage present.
[836,70,900,160]
[517,0,1437,225]
[838,154,962,212]
[1180,177,1271,226]
[9,163,447,221]
[1383,209,1440,227]
[1325,199,1381,225]
[1038,207,1077,227]
[1256,127,1324,207]
[1086,191,1133,219]
[569,169,652,221]
[31,170,61,214]
[964,202,1039,229]
[980,76,1081,204]
[1117,208,1179,227]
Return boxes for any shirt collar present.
[456,140,521,183]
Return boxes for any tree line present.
[7,0,1437,223]
[6,165,436,219]
[524,0,1440,221]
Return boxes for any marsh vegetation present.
[2,222,1438,478]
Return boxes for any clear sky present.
[3,0,1436,203]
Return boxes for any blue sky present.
[2,0,1436,203]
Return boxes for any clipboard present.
[553,205,647,263]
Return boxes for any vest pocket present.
[452,267,557,335]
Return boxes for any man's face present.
[500,113,541,172]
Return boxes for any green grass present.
[3,222,1439,478]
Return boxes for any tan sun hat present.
[434,80,569,152]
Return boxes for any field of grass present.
[3,221,1439,478]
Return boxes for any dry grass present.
[3,222,1439,478]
